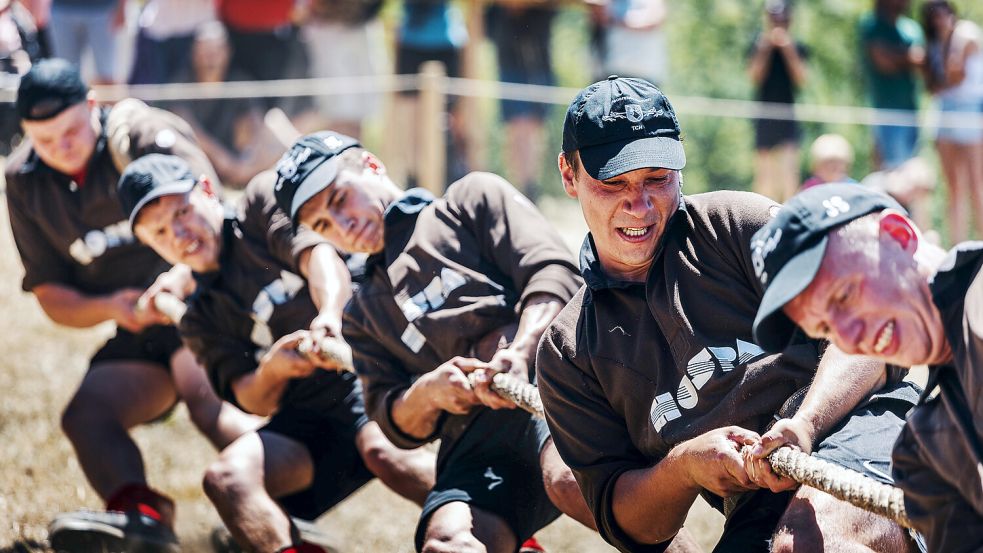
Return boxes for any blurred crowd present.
[1,0,983,238]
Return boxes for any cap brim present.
[579,136,686,180]
[128,179,197,229]
[752,236,828,353]
[288,158,341,221]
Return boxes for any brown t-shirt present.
[5,102,218,295]
[537,191,824,553]
[892,244,983,551]
[179,172,358,411]
[342,172,583,449]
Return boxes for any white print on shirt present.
[68,220,136,265]
[650,339,767,433]
[250,270,305,358]
[397,267,506,353]
[484,467,504,490]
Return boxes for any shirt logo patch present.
[650,339,767,433]
[397,267,473,352]
[250,270,305,354]
[484,467,503,490]
[68,220,136,265]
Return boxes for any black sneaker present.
[48,510,179,553]
[209,518,338,553]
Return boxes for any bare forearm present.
[33,283,120,328]
[748,41,773,85]
[391,381,444,440]
[231,367,288,417]
[612,449,701,544]
[792,344,886,442]
[300,244,352,316]
[511,293,565,362]
[779,44,808,87]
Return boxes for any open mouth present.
[183,240,202,257]
[873,320,895,354]
[617,226,653,241]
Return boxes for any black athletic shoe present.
[48,510,179,553]
[209,518,338,553]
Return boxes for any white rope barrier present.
[3,73,979,129]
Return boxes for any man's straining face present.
[22,101,98,176]
[133,188,224,273]
[296,167,391,254]
[560,152,681,282]
[783,216,948,367]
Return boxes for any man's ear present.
[363,151,386,176]
[199,175,216,198]
[558,152,578,199]
[878,209,918,252]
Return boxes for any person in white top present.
[920,0,983,242]
[128,0,215,85]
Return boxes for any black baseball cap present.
[750,183,905,352]
[273,131,361,222]
[118,154,197,229]
[562,76,685,180]
[16,59,89,121]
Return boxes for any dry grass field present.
[0,160,724,552]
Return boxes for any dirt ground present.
[0,161,727,552]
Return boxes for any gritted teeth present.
[184,240,200,256]
[619,226,650,237]
[873,320,895,354]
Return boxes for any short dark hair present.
[562,150,581,176]
[921,0,955,43]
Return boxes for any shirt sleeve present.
[179,299,257,409]
[537,302,671,553]
[448,172,583,309]
[892,401,983,552]
[240,171,327,273]
[343,293,439,449]
[4,175,73,291]
[108,99,222,187]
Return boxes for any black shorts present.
[265,382,373,521]
[395,44,460,98]
[89,325,184,371]
[414,407,561,551]
[714,381,926,553]
[486,6,555,121]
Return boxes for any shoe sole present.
[49,517,179,553]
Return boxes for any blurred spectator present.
[801,133,856,190]
[167,22,286,189]
[586,0,668,86]
[486,3,556,201]
[128,0,215,85]
[389,0,469,188]
[859,0,925,170]
[747,0,807,203]
[1,0,41,154]
[216,0,311,116]
[48,0,123,85]
[21,0,49,58]
[861,155,937,234]
[297,0,385,139]
[920,0,983,242]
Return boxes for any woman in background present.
[921,0,983,242]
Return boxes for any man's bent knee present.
[421,527,486,553]
[773,489,911,553]
[203,454,260,504]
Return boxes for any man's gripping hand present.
[742,417,814,493]
[111,288,170,332]
[467,348,529,410]
[418,357,482,415]
[676,426,762,497]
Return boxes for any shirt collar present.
[372,188,436,268]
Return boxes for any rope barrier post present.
[419,60,448,194]
[462,0,489,172]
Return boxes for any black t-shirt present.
[892,243,983,551]
[180,172,358,412]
